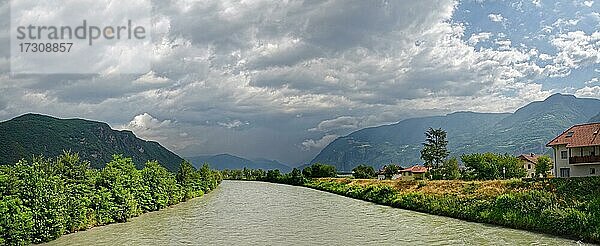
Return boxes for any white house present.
[547,123,600,178]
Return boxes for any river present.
[46,180,583,245]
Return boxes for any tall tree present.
[420,128,449,179]
[352,165,376,179]
[535,156,552,178]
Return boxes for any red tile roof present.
[400,165,428,173]
[518,154,540,164]
[547,123,600,148]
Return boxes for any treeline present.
[0,152,222,245]
[222,163,337,185]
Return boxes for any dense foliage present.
[302,163,337,178]
[380,164,402,179]
[535,156,552,178]
[0,152,222,245]
[352,165,376,179]
[306,178,600,243]
[461,153,526,180]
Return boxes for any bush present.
[0,152,222,244]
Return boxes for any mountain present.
[187,154,291,172]
[311,94,600,171]
[0,113,183,172]
[590,112,600,123]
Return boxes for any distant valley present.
[187,154,291,172]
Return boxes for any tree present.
[535,156,552,178]
[440,157,461,180]
[352,165,376,179]
[420,128,449,179]
[461,153,526,180]
[382,164,401,179]
[302,163,337,178]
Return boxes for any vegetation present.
[440,157,461,180]
[420,128,449,169]
[535,156,553,178]
[0,152,222,245]
[461,153,526,180]
[302,163,337,178]
[0,113,183,171]
[380,164,402,179]
[305,178,600,243]
[352,165,376,179]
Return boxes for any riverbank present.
[300,178,600,243]
[0,153,222,245]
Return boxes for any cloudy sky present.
[0,0,598,165]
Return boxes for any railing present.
[569,155,600,164]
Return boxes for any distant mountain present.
[187,154,291,172]
[0,113,183,172]
[311,94,600,171]
[590,112,600,123]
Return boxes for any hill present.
[0,113,183,171]
[590,112,600,122]
[311,94,600,171]
[187,154,291,172]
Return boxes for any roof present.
[547,123,600,148]
[518,154,540,164]
[400,165,428,173]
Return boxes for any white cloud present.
[488,13,505,22]
[301,134,338,151]
[468,32,492,45]
[575,86,600,97]
[218,119,249,129]
[309,116,362,132]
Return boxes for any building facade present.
[547,123,600,178]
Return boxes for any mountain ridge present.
[311,94,600,171]
[0,113,184,172]
[187,153,291,172]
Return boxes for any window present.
[560,168,570,178]
[591,168,596,175]
[528,164,531,170]
[566,131,574,137]
[561,151,568,159]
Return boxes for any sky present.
[0,0,598,165]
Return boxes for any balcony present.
[569,155,600,164]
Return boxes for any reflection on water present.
[46,180,582,245]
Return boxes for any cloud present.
[301,134,338,151]
[0,0,597,164]
[488,13,506,22]
[217,119,249,129]
[575,86,600,97]
[468,32,492,45]
[309,116,362,133]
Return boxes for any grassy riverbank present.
[303,178,600,243]
[0,153,222,245]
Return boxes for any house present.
[547,123,600,178]
[517,153,552,178]
[399,165,428,180]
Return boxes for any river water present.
[46,180,583,245]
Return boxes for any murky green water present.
[46,180,583,245]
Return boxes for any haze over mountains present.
[312,94,600,171]
[0,114,183,171]
[187,154,291,172]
